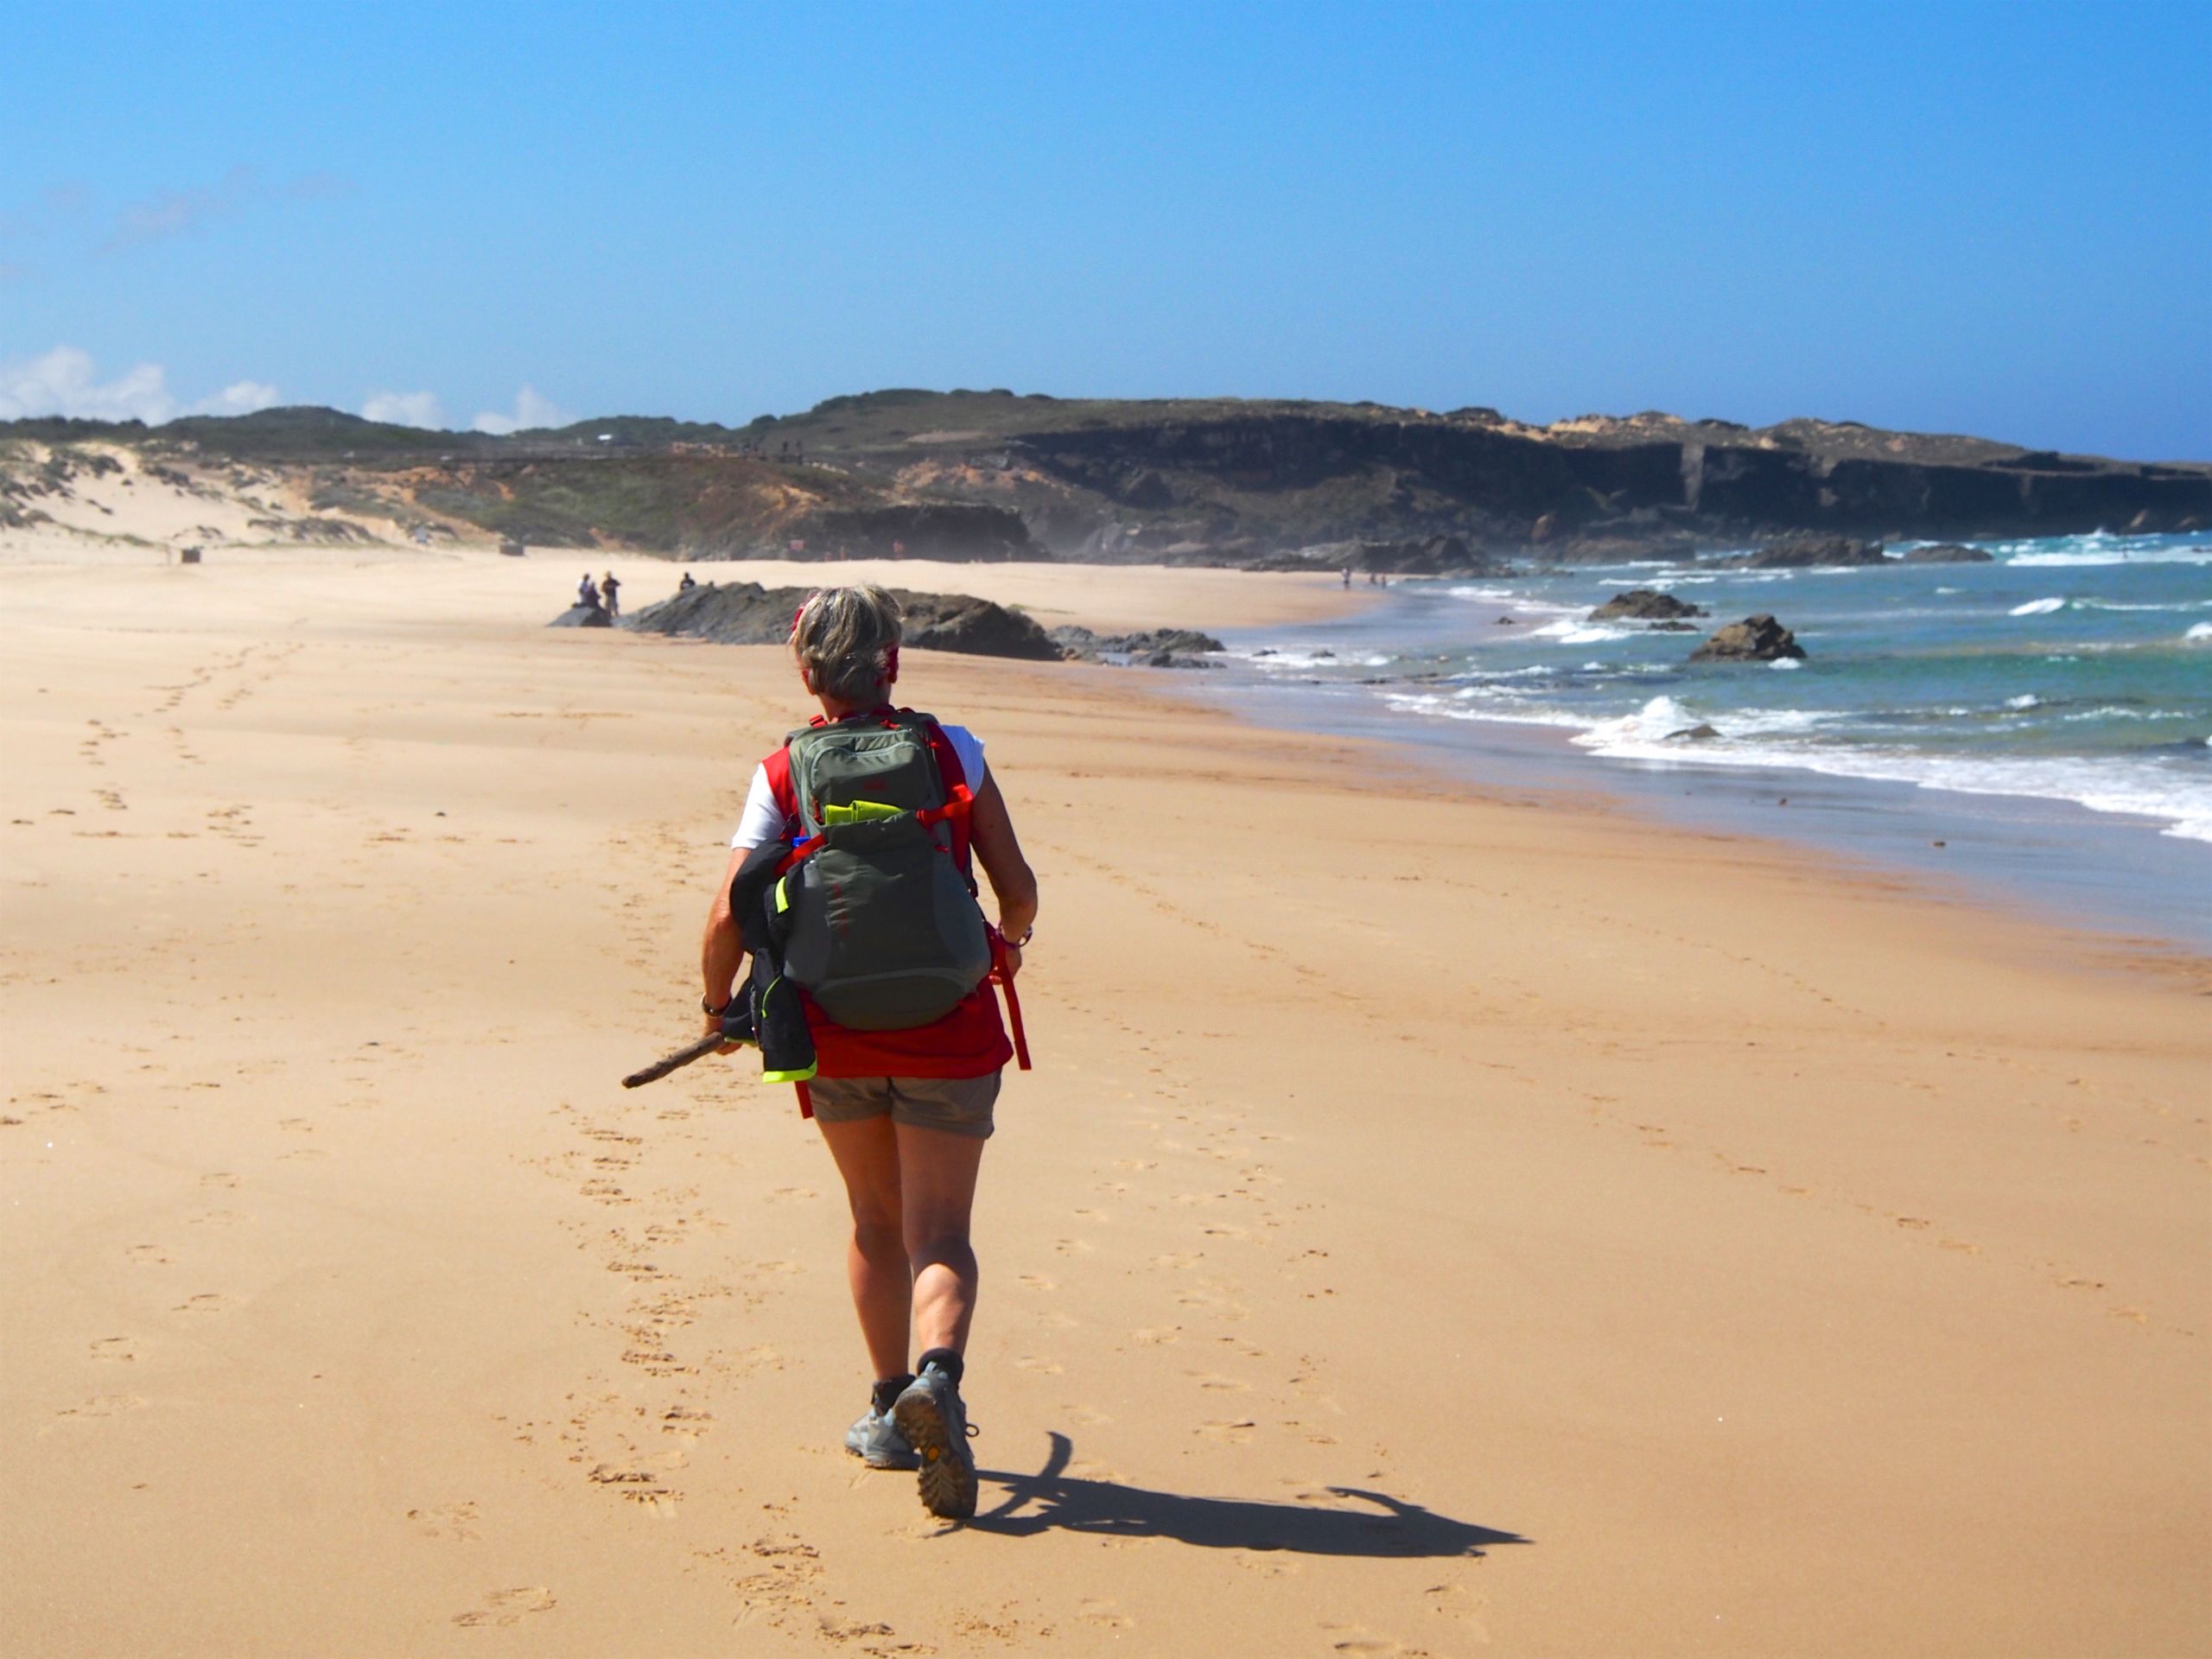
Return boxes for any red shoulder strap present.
[918,719,975,873]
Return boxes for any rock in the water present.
[1051,625,1224,667]
[1664,723,1724,741]
[1589,588,1707,621]
[550,604,612,628]
[1731,535,1887,569]
[1689,614,1807,662]
[1897,542,1994,563]
[621,581,1061,659]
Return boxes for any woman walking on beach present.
[698,584,1037,1519]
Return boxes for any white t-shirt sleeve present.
[730,763,787,851]
[941,724,988,791]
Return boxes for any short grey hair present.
[793,583,903,701]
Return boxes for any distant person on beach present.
[1342,567,1351,588]
[698,584,1038,1520]
[601,571,621,620]
[577,573,601,609]
[678,570,696,591]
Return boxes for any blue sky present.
[2,1,2206,456]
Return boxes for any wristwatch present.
[702,994,733,1017]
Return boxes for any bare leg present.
[896,1122,986,1356]
[817,1116,910,1380]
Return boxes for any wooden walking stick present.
[621,1030,729,1090]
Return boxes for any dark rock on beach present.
[1664,722,1724,741]
[1897,542,1995,563]
[550,604,613,628]
[1052,625,1225,668]
[621,580,1063,660]
[1589,588,1707,621]
[1689,614,1807,662]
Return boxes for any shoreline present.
[4,546,2207,1655]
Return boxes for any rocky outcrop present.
[549,604,612,628]
[1590,588,1707,621]
[1897,542,1994,563]
[1689,614,1806,662]
[785,502,1035,562]
[622,581,1063,660]
[1052,626,1224,668]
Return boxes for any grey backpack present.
[776,711,992,1031]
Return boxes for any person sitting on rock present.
[578,574,601,610]
[678,570,696,591]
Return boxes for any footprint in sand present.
[172,1294,234,1314]
[58,1394,148,1419]
[1077,1599,1135,1629]
[89,1337,137,1363]
[124,1244,173,1265]
[451,1587,555,1627]
[1014,1355,1064,1374]
[1017,1273,1056,1292]
[408,1501,481,1541]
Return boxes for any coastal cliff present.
[6,391,2204,563]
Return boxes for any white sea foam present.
[2187,622,2212,643]
[1363,684,2212,841]
[1557,696,2212,842]
[2006,545,2212,567]
[2005,694,2041,709]
[2010,597,2066,616]
[1530,620,1634,645]
[1769,658,1802,671]
[1241,649,1394,671]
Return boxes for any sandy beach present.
[3,540,2207,1656]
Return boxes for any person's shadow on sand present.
[969,1433,1528,1557]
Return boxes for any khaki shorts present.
[809,1072,1001,1140]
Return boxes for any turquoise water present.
[1212,531,2212,944]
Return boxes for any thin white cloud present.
[0,345,281,424]
[98,167,356,254]
[361,391,448,429]
[471,385,574,435]
[190,380,281,417]
[0,345,178,423]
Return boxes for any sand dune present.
[2,544,2206,1656]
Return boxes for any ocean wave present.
[2005,546,2212,568]
[1562,697,2212,841]
[2187,622,2212,644]
[1530,619,1635,645]
[2009,597,2067,616]
[1240,649,1395,670]
[2005,694,2041,709]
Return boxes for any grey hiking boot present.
[892,1363,977,1519]
[844,1403,918,1470]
